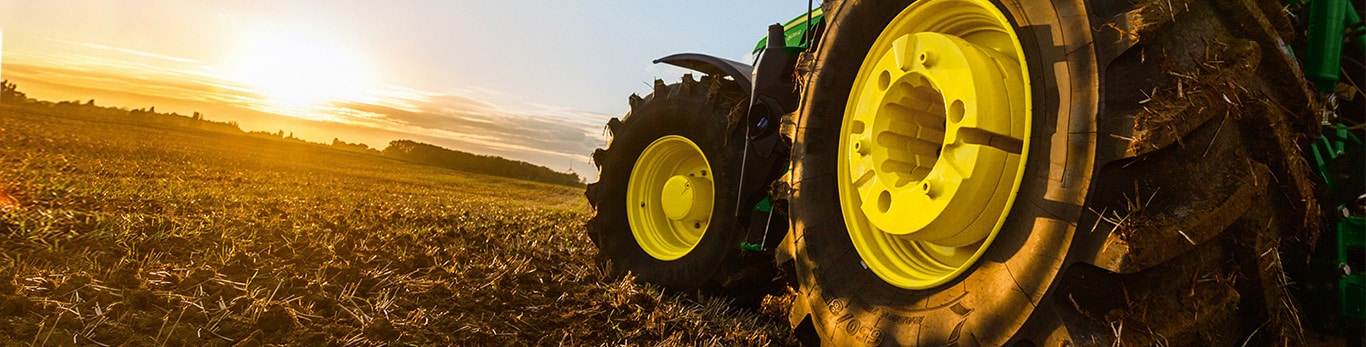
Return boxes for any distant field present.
[0,106,795,345]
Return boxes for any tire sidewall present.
[790,0,1097,345]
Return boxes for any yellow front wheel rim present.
[628,135,715,261]
[838,0,1032,289]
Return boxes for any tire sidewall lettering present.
[818,290,975,345]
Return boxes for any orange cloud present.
[2,44,609,176]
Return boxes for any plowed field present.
[0,106,797,346]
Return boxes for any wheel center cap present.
[661,175,697,220]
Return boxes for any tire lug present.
[654,79,668,96]
[592,148,607,167]
[607,117,622,135]
[628,94,643,110]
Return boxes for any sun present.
[227,27,373,119]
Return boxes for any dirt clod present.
[256,304,298,334]
[0,295,30,315]
[364,317,400,342]
[50,275,91,297]
[124,289,160,310]
[108,265,144,289]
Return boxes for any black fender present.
[653,53,755,96]
[653,25,803,152]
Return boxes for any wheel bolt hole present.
[693,223,701,228]
[878,70,891,91]
[919,52,935,67]
[949,100,965,124]
[700,170,707,176]
[878,191,892,213]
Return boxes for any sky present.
[0,1,812,179]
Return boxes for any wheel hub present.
[838,0,1031,289]
[660,175,712,221]
[627,135,714,261]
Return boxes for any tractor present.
[584,0,1365,345]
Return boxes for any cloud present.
[333,93,609,172]
[65,41,201,65]
[2,45,611,177]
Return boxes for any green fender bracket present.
[1311,124,1362,190]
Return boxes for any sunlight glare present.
[228,27,373,119]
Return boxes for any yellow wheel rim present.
[628,135,715,261]
[838,0,1031,289]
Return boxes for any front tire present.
[586,75,779,302]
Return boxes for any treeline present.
[382,140,583,187]
[332,138,379,154]
[1,81,242,134]
[0,80,583,187]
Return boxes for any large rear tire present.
[586,75,780,302]
[786,0,1318,345]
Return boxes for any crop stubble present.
[0,106,796,346]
